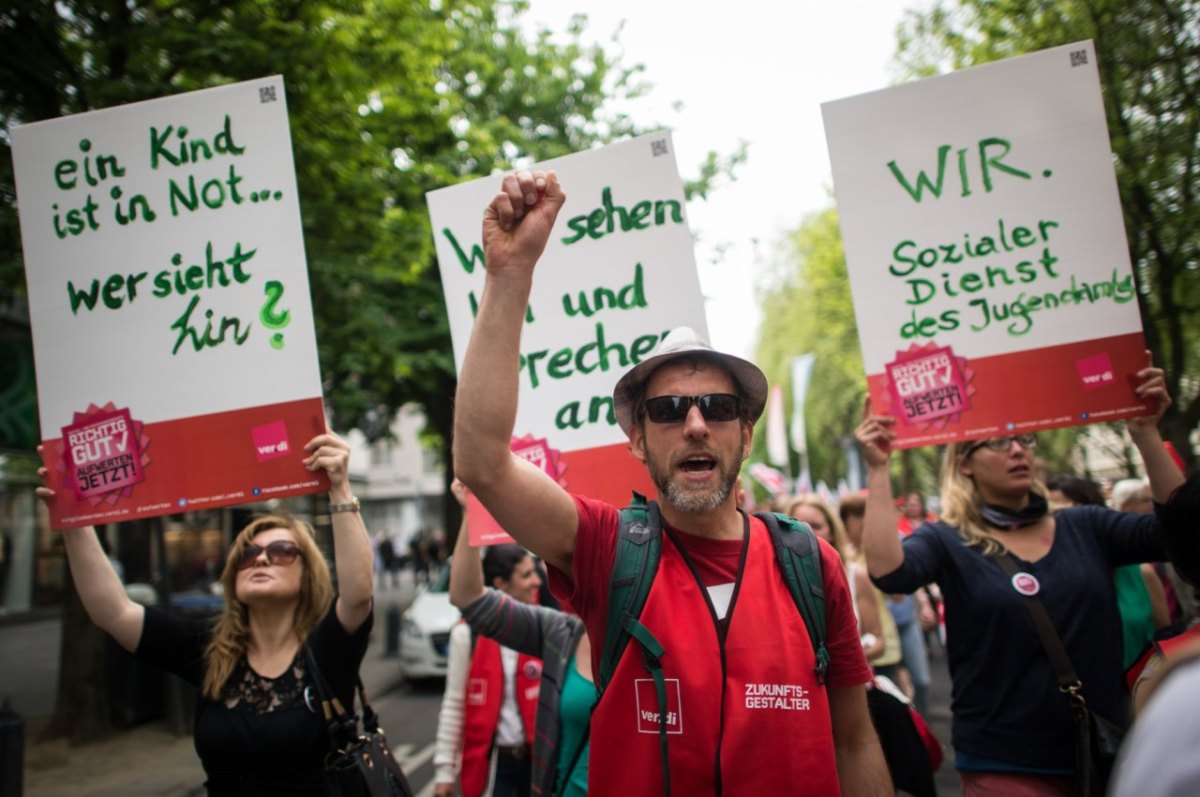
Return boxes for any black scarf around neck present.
[980,491,1049,530]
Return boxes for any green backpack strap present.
[599,491,662,692]
[757,511,830,685]
[599,491,671,796]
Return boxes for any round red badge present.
[1011,572,1041,596]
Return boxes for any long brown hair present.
[202,515,333,699]
[939,442,1046,556]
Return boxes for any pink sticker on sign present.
[510,434,568,486]
[1075,352,1116,391]
[61,407,146,501]
[886,345,972,426]
[251,420,291,462]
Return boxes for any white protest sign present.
[428,132,708,508]
[822,41,1149,448]
[429,132,707,447]
[13,76,327,528]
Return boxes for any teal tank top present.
[556,653,594,797]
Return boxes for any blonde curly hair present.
[202,515,333,699]
[785,494,850,561]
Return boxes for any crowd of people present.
[37,169,1200,796]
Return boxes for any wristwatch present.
[329,496,361,514]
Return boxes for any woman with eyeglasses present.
[856,354,1184,797]
[36,432,373,795]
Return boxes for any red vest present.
[460,633,541,797]
[589,518,839,796]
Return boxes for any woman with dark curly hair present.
[38,432,373,795]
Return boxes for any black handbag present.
[993,555,1125,797]
[304,646,414,797]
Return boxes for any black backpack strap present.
[758,511,830,685]
[598,491,671,796]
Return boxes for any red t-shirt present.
[548,494,873,690]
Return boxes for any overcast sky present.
[523,0,920,358]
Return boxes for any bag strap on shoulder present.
[304,645,359,747]
[757,511,830,684]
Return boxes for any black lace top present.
[221,655,308,714]
[136,603,372,795]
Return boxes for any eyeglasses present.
[237,541,303,570]
[963,434,1037,458]
[644,393,741,424]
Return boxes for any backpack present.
[593,492,830,795]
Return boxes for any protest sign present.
[823,41,1150,448]
[428,133,708,543]
[12,76,327,529]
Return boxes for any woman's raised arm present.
[37,457,144,651]
[304,432,373,632]
[855,402,906,578]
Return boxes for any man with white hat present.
[454,171,889,796]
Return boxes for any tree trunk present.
[44,563,113,744]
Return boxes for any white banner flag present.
[766,384,789,467]
[789,354,816,455]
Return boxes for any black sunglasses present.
[238,541,303,570]
[644,393,741,424]
[963,434,1037,458]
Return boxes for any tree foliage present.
[1,0,651,450]
[895,0,1200,471]
[754,207,945,495]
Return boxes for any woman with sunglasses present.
[434,479,593,797]
[36,432,373,795]
[856,354,1184,796]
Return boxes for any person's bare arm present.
[37,457,144,651]
[453,171,577,573]
[305,432,373,633]
[448,480,486,609]
[855,402,904,577]
[828,684,893,796]
[1127,352,1185,503]
[63,526,145,651]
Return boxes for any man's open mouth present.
[680,455,716,473]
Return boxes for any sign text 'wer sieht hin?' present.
[13,77,327,529]
[428,133,709,541]
[822,41,1151,448]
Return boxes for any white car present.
[398,566,460,680]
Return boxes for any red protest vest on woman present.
[459,632,541,797]
[589,520,840,796]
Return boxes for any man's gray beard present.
[650,454,743,515]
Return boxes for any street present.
[372,679,448,797]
